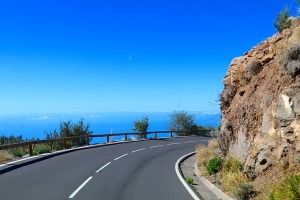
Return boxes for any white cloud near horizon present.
[27,116,59,121]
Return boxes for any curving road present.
[0,136,209,200]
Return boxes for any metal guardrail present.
[0,130,213,156]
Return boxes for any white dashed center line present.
[184,141,197,143]
[114,154,128,161]
[96,162,111,173]
[131,148,145,153]
[149,145,164,149]
[69,176,93,199]
[167,143,180,146]
[68,139,199,198]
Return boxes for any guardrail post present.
[140,133,142,139]
[63,139,67,149]
[125,134,127,141]
[170,131,173,138]
[29,144,33,156]
[86,137,89,146]
[154,132,157,139]
[106,136,109,143]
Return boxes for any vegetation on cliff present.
[196,140,255,199]
[274,6,292,33]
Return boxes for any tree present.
[45,118,93,148]
[274,6,292,32]
[0,135,23,145]
[132,116,149,139]
[167,111,196,135]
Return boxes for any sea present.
[0,112,220,144]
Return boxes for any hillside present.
[220,18,300,180]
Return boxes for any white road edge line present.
[0,155,39,168]
[131,148,145,153]
[114,154,128,161]
[69,176,93,199]
[175,152,201,200]
[167,142,180,146]
[149,145,164,149]
[184,141,197,143]
[96,162,111,173]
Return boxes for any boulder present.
[245,59,262,77]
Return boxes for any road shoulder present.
[180,154,233,200]
[180,154,219,200]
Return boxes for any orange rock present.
[220,17,300,176]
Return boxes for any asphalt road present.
[0,136,209,200]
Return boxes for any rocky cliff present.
[220,18,300,178]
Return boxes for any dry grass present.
[221,171,249,192]
[276,26,300,67]
[196,139,219,167]
[196,135,300,199]
[0,150,14,164]
[270,174,300,200]
[290,25,300,44]
[196,145,212,167]
[208,139,219,150]
[252,165,300,200]
[277,42,300,67]
[236,68,250,86]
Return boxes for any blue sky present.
[0,0,297,114]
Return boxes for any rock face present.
[220,20,300,178]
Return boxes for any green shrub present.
[274,6,292,33]
[132,116,149,139]
[269,175,300,200]
[223,156,243,173]
[185,177,193,185]
[206,157,224,175]
[0,134,24,145]
[45,118,93,147]
[233,183,255,200]
[33,144,52,155]
[10,147,27,158]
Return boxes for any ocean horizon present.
[0,111,220,143]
